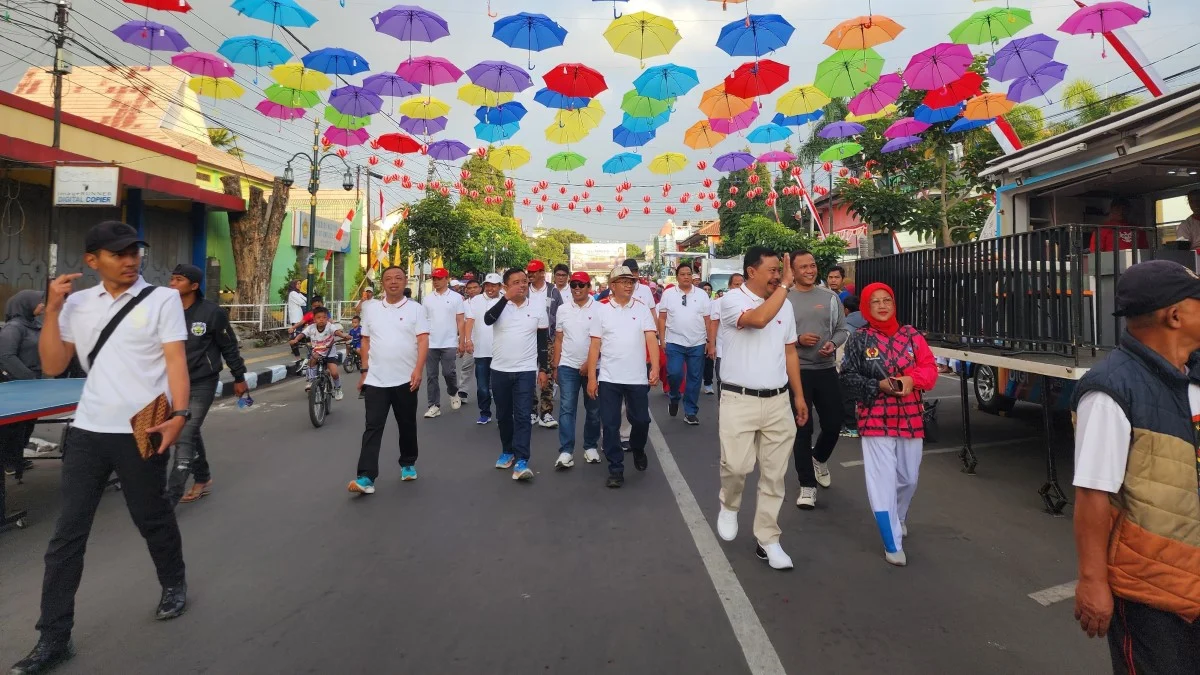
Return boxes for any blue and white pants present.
[861,436,923,554]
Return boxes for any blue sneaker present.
[512,459,533,481]
[400,466,417,481]
[348,476,375,494]
[495,453,515,469]
[476,414,491,425]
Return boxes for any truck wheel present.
[974,365,1016,414]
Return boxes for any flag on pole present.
[990,116,1023,155]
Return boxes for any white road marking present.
[1028,581,1078,607]
[647,417,787,675]
[838,437,1041,467]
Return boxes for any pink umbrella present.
[757,150,795,163]
[256,99,306,121]
[904,43,974,91]
[709,101,760,134]
[848,73,904,116]
[1059,1,1147,36]
[395,55,463,87]
[884,117,931,139]
[171,51,235,78]
[323,126,371,147]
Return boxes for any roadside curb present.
[215,364,292,399]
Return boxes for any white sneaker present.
[539,413,558,428]
[305,383,312,392]
[901,522,908,537]
[450,397,462,410]
[716,507,738,541]
[813,459,831,488]
[530,413,538,425]
[424,405,441,418]
[760,542,794,570]
[795,486,817,510]
[554,452,574,469]
[334,388,344,401]
[885,550,908,567]
[583,448,601,463]
[703,384,715,395]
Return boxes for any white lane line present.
[1028,581,1078,607]
[647,417,787,675]
[838,437,1041,468]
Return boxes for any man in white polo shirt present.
[552,271,601,468]
[714,247,808,571]
[657,261,710,426]
[463,273,503,425]
[349,266,429,495]
[13,222,191,675]
[587,265,660,489]
[422,267,465,418]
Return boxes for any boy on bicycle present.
[289,306,351,400]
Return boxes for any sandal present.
[179,481,211,503]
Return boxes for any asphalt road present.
[0,373,1106,674]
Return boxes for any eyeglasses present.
[569,282,588,289]
[869,297,894,306]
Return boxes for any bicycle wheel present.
[308,377,326,427]
[343,356,357,374]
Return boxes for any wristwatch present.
[169,410,192,421]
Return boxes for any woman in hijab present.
[839,283,937,567]
[1,290,45,475]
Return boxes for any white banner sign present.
[53,166,120,206]
[291,210,352,253]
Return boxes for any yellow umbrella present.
[545,121,589,144]
[488,145,531,171]
[457,83,514,107]
[604,11,681,67]
[963,93,1015,120]
[698,83,752,119]
[649,152,687,175]
[683,120,726,150]
[270,64,333,91]
[554,99,606,132]
[188,76,244,100]
[776,85,831,116]
[399,96,451,119]
[846,104,898,123]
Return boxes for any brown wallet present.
[130,393,170,460]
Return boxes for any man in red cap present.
[525,260,560,429]
[422,267,464,418]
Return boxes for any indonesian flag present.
[990,116,1023,155]
[792,174,828,238]
[318,204,359,279]
[1074,0,1167,98]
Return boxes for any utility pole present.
[47,0,70,285]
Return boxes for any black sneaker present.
[606,473,624,488]
[155,582,187,621]
[10,638,74,674]
[668,400,679,417]
[633,449,648,471]
[755,544,768,561]
[620,441,631,453]
[684,414,699,426]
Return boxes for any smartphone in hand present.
[887,377,903,394]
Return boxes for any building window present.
[197,172,212,182]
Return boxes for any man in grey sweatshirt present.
[787,250,849,510]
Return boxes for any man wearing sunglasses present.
[552,272,602,468]
[657,262,711,426]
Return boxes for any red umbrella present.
[543,63,607,98]
[376,132,422,153]
[723,59,789,98]
[922,71,983,109]
[123,0,193,11]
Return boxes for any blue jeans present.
[492,369,535,461]
[666,343,705,416]
[599,382,650,475]
[475,357,493,417]
[557,365,600,454]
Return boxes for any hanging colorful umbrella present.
[621,90,674,118]
[824,15,904,50]
[884,117,931,138]
[257,99,307,121]
[533,87,590,110]
[963,93,1015,120]
[475,121,521,143]
[546,121,589,144]
[724,59,789,99]
[904,43,974,91]
[776,85,830,116]
[376,132,423,153]
[815,49,885,98]
[555,100,606,131]
[612,125,656,147]
[1059,2,1147,37]
[592,0,629,20]
[112,20,190,52]
[634,64,700,100]
[475,102,528,126]
[818,142,863,162]
[683,120,726,150]
[700,84,754,119]
[217,35,290,82]
[649,152,687,175]
[949,7,1033,45]
[324,105,371,130]
[399,96,452,119]
[547,151,586,172]
[427,140,471,161]
[458,83,515,106]
[124,0,192,12]
[747,123,790,144]
[914,103,966,124]
[757,150,795,163]
[271,64,332,91]
[371,5,449,55]
[232,0,317,28]
[818,121,866,139]
[187,76,243,99]
[171,52,234,78]
[948,117,994,133]
[543,63,608,99]
[713,151,755,173]
[489,145,532,170]
[492,12,568,69]
[603,11,681,67]
[847,73,904,116]
[603,152,642,174]
[846,105,897,123]
[400,115,448,135]
[323,126,370,147]
[988,33,1058,81]
[621,111,671,134]
[329,85,384,117]
[709,103,759,134]
[715,14,795,57]
[466,60,534,93]
[1007,61,1068,103]
[881,135,923,153]
[263,83,320,108]
[773,110,823,127]
[396,56,463,88]
[303,48,370,78]
[364,72,421,98]
[922,71,984,108]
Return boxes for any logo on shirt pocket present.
[130,305,149,329]
[191,322,207,336]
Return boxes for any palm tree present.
[207,127,245,158]
[1047,78,1140,135]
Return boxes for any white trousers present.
[861,436,923,554]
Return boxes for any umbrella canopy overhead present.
[634,64,700,100]
[604,11,681,66]
[648,152,687,175]
[112,20,190,52]
[818,121,866,139]
[709,102,759,134]
[818,142,863,162]
[603,152,642,174]
[700,84,754,118]
[612,125,656,148]
[329,85,384,117]
[824,15,904,50]
[171,52,235,78]
[458,83,515,106]
[474,121,521,143]
[948,117,994,133]
[773,110,823,127]
[988,33,1058,82]
[621,90,675,118]
[724,59,789,99]
[534,87,590,110]
[683,120,726,150]
[546,151,587,172]
[125,0,193,11]
[846,105,897,123]
[489,145,531,170]
[396,56,463,87]
[904,43,974,91]
[1007,61,1068,103]
[746,123,790,144]
[914,103,966,124]
[466,60,534,93]
[757,150,795,163]
[881,135,923,153]
[399,115,448,135]
[218,35,290,69]
[187,76,243,99]
[232,0,317,28]
[323,126,370,147]
[922,71,984,108]
[544,63,608,99]
[1059,1,1148,36]
[475,102,528,126]
[776,85,830,116]
[271,64,332,91]
[427,139,471,161]
[302,48,370,77]
[376,132,423,153]
[371,5,449,43]
[256,99,307,121]
[949,7,1033,45]
[815,49,885,98]
[364,72,421,98]
[847,73,904,116]
[884,117,931,139]
[263,83,320,108]
[492,12,568,68]
[713,151,755,173]
[716,14,795,57]
[545,121,588,144]
[963,93,1015,120]
[621,111,671,134]
[555,100,606,131]
[323,105,371,130]
[399,96,452,119]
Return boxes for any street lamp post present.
[281,121,354,309]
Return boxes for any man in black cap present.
[1071,260,1200,674]
[165,263,247,505]
[13,221,190,674]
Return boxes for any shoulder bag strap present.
[86,286,157,370]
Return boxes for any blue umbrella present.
[633,64,699,100]
[362,72,420,98]
[302,47,370,77]
[747,123,790,144]
[915,103,966,124]
[329,85,383,117]
[592,0,628,19]
[948,117,993,133]
[232,0,317,29]
[621,111,670,134]
[475,102,528,126]
[475,121,521,143]
[492,12,568,69]
[217,35,291,84]
[612,125,655,148]
[772,110,823,127]
[602,152,642,174]
[533,87,590,110]
[716,14,795,57]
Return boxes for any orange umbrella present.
[683,120,726,150]
[709,0,747,10]
[963,93,1015,120]
[823,15,904,50]
[699,83,753,119]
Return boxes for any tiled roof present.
[155,128,274,182]
[697,220,720,236]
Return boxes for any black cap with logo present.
[172,264,204,296]
[85,221,149,253]
[1113,260,1200,317]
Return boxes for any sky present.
[2,0,1198,246]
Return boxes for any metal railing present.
[223,301,364,331]
[854,223,1161,363]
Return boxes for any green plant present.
[717,215,848,276]
[278,259,327,303]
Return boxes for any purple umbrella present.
[709,102,760,134]
[884,117,931,139]
[426,139,470,161]
[171,52,235,78]
[881,135,922,153]
[113,20,190,52]
[988,33,1058,82]
[329,85,384,117]
[323,126,370,147]
[363,72,420,98]
[848,73,904,116]
[757,150,795,163]
[465,60,534,93]
[904,43,973,91]
[818,121,866,139]
[399,115,448,135]
[256,99,306,120]
[714,151,756,173]
[1007,61,1068,103]
[396,56,463,87]
[372,5,450,44]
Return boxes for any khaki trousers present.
[718,390,797,546]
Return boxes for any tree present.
[207,127,245,159]
[277,259,327,303]
[1048,78,1141,135]
[455,207,533,275]
[406,191,469,271]
[221,175,290,304]
[717,155,771,243]
[530,228,590,269]
[717,215,848,277]
[459,149,514,217]
[626,243,644,260]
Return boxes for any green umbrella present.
[323,105,371,130]
[949,7,1033,45]
[264,83,320,108]
[819,142,864,162]
[546,151,586,172]
[814,49,885,98]
[620,90,675,118]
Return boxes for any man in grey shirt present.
[787,250,849,510]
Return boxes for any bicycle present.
[304,341,343,428]
[342,344,362,373]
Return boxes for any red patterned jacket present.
[839,325,938,438]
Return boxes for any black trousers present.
[599,382,650,475]
[357,383,419,480]
[1107,596,1200,674]
[791,367,844,488]
[37,428,185,641]
[703,356,715,386]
